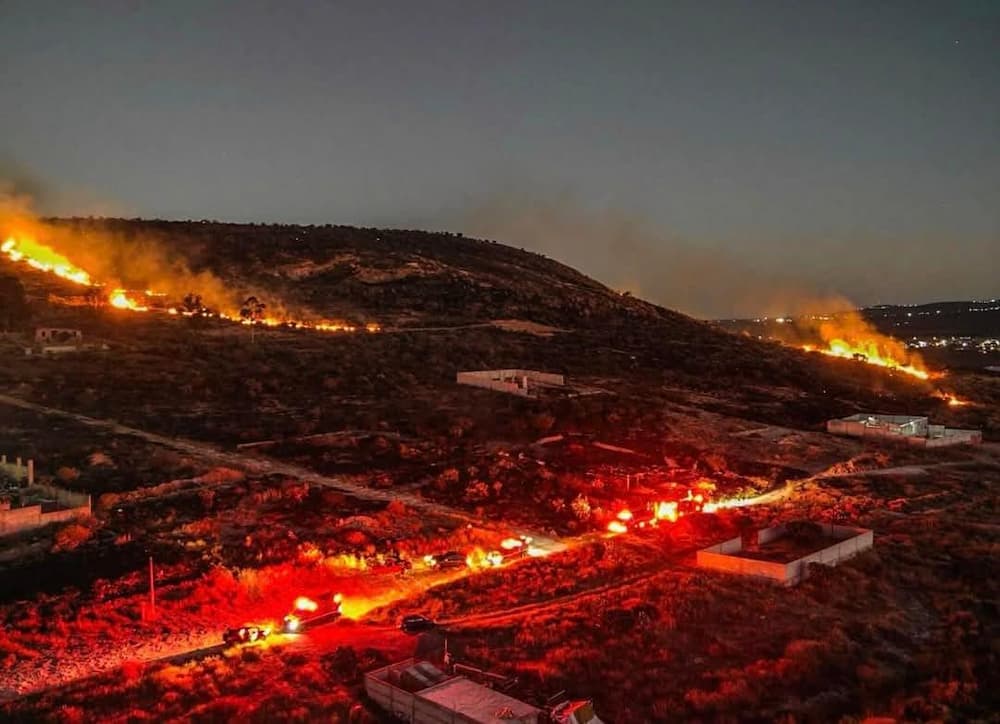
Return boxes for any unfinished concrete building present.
[827,413,982,447]
[365,659,542,724]
[697,523,873,586]
[0,454,34,485]
[456,369,565,398]
[0,455,92,536]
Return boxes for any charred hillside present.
[48,217,680,328]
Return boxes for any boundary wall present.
[456,369,565,398]
[697,523,873,586]
[0,476,91,536]
[827,414,982,447]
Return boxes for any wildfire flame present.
[3,236,93,286]
[108,289,149,312]
[933,391,969,407]
[789,310,932,380]
[803,340,929,380]
[1,233,381,335]
[609,489,769,535]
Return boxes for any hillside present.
[2,217,990,447]
[1,218,997,722]
[47,217,678,327]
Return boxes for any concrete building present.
[34,328,83,344]
[827,413,982,447]
[365,658,542,724]
[456,369,565,398]
[1,454,92,536]
[0,454,34,485]
[697,523,873,586]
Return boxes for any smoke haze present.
[453,193,997,319]
[455,194,842,319]
[0,175,237,313]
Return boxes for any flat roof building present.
[365,658,542,724]
[697,522,873,586]
[827,413,982,447]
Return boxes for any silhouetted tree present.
[182,293,206,316]
[240,295,266,342]
[83,287,106,309]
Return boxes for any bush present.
[52,522,93,552]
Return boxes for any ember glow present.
[933,391,969,407]
[608,489,769,535]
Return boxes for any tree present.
[83,287,106,309]
[182,292,206,316]
[0,275,29,331]
[240,295,266,342]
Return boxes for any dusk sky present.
[1,1,997,317]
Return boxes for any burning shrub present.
[571,494,592,521]
[52,522,94,552]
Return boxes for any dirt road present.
[0,393,564,553]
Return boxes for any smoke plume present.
[455,194,845,320]
[0,175,238,313]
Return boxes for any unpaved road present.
[0,393,563,553]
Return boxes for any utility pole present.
[149,556,156,615]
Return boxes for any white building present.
[827,413,982,447]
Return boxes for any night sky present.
[1,1,997,317]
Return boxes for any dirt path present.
[0,393,562,554]
[810,458,991,481]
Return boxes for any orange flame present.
[804,340,929,379]
[3,234,383,333]
[108,289,150,311]
[2,236,94,286]
[932,391,969,407]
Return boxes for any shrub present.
[52,523,93,552]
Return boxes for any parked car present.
[223,625,271,646]
[400,614,437,634]
[433,552,467,570]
